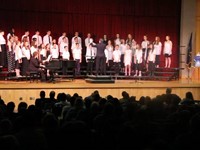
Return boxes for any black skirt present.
[0,44,7,67]
[21,57,30,76]
[7,51,15,72]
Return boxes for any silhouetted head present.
[6,102,15,113]
[49,91,56,99]
[17,102,28,113]
[122,91,129,99]
[186,91,194,101]
[74,97,84,110]
[166,88,172,95]
[40,90,45,98]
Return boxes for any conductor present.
[92,38,106,75]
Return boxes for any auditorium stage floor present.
[0,79,200,106]
[0,78,200,89]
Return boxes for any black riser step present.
[155,67,184,71]
[154,72,176,74]
[85,78,115,83]
[87,75,112,80]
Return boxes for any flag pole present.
[185,33,193,80]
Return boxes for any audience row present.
[0,89,199,150]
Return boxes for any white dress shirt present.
[60,41,68,53]
[163,41,172,55]
[106,45,113,61]
[73,47,82,60]
[113,50,121,62]
[0,34,6,45]
[124,49,132,66]
[134,49,143,64]
[120,44,127,55]
[62,50,70,60]
[32,34,42,47]
[141,40,149,49]
[148,49,156,62]
[43,35,52,45]
[85,38,93,48]
[7,33,14,41]
[85,47,96,62]
[51,45,59,59]
[114,38,121,46]
[153,42,162,55]
[58,36,64,45]
[71,36,82,48]
[58,36,69,45]
[21,35,30,46]
[40,48,47,58]
[22,47,31,60]
[30,46,37,56]
[14,44,23,61]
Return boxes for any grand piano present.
[45,59,76,82]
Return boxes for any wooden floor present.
[0,78,200,107]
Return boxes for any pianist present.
[28,51,47,82]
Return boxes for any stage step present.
[7,76,27,81]
[0,70,16,80]
[85,75,115,83]
[154,71,175,74]
[1,67,184,81]
[152,67,184,81]
[113,75,173,81]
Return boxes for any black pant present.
[96,56,106,75]
[62,60,68,75]
[142,48,149,68]
[15,60,21,69]
[107,60,113,71]
[148,61,155,76]
[30,69,47,81]
[87,60,94,75]
[155,55,160,66]
[120,54,124,68]
[75,59,80,75]
[38,69,47,81]
[113,62,120,74]
[135,63,142,71]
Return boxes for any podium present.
[193,67,200,80]
[193,56,200,80]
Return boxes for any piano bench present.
[26,71,41,83]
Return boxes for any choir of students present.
[0,28,173,77]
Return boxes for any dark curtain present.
[0,0,181,67]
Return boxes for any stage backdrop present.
[0,0,181,67]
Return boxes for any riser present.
[85,79,115,83]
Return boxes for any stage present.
[0,78,200,107]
